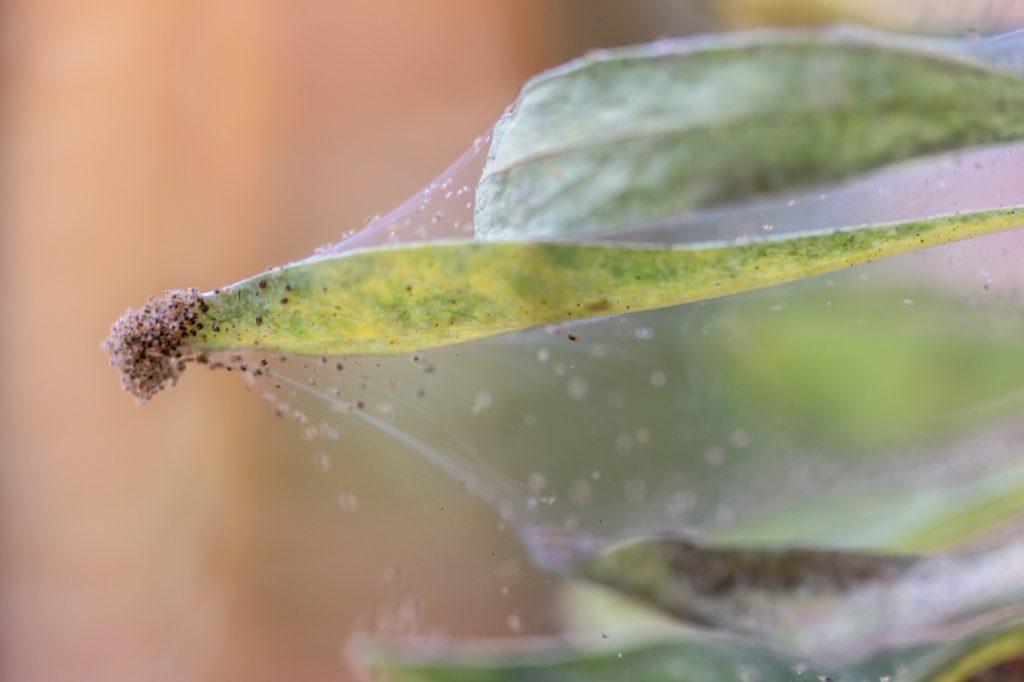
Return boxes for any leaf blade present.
[475,28,1024,238]
[564,533,1024,665]
[191,207,1024,356]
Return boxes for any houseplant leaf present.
[106,207,1024,401]
[542,532,1024,664]
[475,27,1024,238]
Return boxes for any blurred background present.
[3,2,1024,680]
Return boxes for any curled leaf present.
[555,531,1024,665]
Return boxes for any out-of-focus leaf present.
[366,619,1024,682]
[717,457,1024,553]
[367,631,846,682]
[717,0,1013,34]
[551,531,1024,665]
[370,576,1024,680]
[552,585,1024,679]
[910,624,1024,681]
[475,27,1024,239]
[717,289,1024,451]
[679,286,1024,552]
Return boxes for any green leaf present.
[551,532,1024,664]
[715,289,1024,453]
[475,27,1024,239]
[686,286,1024,552]
[716,458,1024,554]
[105,207,1024,401]
[365,552,1024,681]
[368,630,849,682]
[367,619,1024,682]
[106,27,1024,402]
[192,210,1024,358]
[909,624,1024,682]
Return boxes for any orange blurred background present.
[3,2,1024,681]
